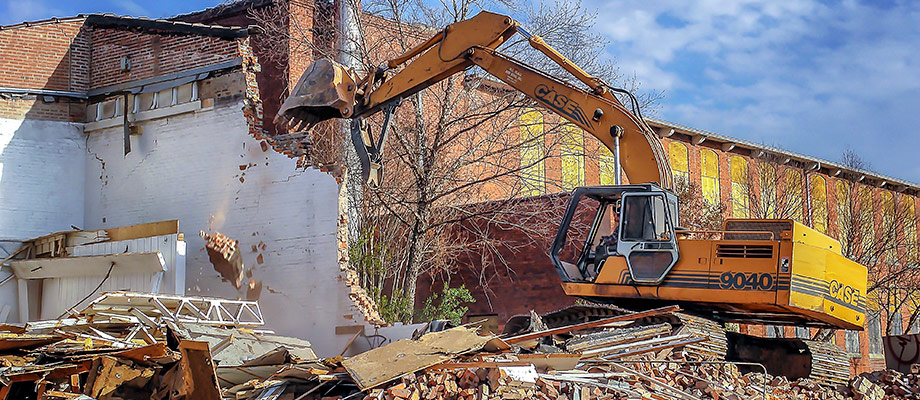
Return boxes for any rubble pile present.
[846,369,920,400]
[0,292,912,400]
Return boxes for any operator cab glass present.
[549,184,681,285]
[617,192,679,283]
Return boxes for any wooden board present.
[10,252,166,279]
[105,220,178,242]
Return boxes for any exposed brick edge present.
[238,37,384,327]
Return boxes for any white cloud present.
[586,0,920,182]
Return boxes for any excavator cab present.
[551,184,680,285]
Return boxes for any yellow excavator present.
[274,11,868,384]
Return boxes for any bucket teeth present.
[275,58,357,129]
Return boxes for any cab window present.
[621,195,669,242]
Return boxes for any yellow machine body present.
[562,219,867,330]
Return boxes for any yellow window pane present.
[520,109,545,196]
[785,170,803,223]
[700,149,720,204]
[902,196,917,263]
[669,142,689,183]
[859,186,873,244]
[835,180,851,244]
[760,163,778,218]
[730,157,749,218]
[561,124,585,190]
[599,146,616,185]
[810,175,828,233]
[881,191,894,262]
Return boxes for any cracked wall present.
[82,91,373,354]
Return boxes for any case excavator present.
[273,11,868,384]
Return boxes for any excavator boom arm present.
[466,48,670,189]
[276,11,671,188]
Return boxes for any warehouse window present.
[845,330,860,355]
[700,149,720,204]
[868,311,883,356]
[903,196,918,264]
[560,124,585,190]
[669,142,689,184]
[760,163,778,218]
[835,180,851,245]
[519,110,545,196]
[810,176,828,234]
[599,146,616,185]
[881,191,895,263]
[859,186,874,259]
[730,156,749,218]
[891,310,903,335]
[785,169,804,223]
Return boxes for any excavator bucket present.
[275,58,357,130]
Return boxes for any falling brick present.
[200,231,244,289]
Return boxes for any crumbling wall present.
[82,83,371,355]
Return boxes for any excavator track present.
[503,305,728,360]
[637,312,728,361]
[504,305,849,387]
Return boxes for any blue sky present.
[584,0,920,183]
[0,0,215,22]
[3,0,920,183]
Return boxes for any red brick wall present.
[171,4,291,138]
[415,194,581,324]
[0,19,90,121]
[89,28,239,89]
[0,20,90,91]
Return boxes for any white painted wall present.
[0,118,86,239]
[82,102,368,355]
[0,117,86,323]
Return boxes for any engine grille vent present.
[716,244,774,258]
[724,220,792,241]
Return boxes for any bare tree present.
[671,177,724,235]
[834,150,920,334]
[741,153,807,221]
[253,0,660,322]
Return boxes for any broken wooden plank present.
[105,220,178,242]
[342,326,494,390]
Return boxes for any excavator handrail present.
[678,229,776,241]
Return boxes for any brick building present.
[0,13,382,355]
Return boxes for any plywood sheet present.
[342,327,492,390]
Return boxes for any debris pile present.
[0,291,330,400]
[845,369,920,399]
[0,293,908,400]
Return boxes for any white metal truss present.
[81,291,264,327]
